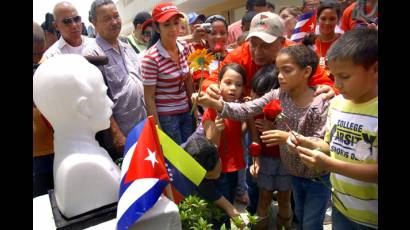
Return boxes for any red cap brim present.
[155,12,184,23]
[141,18,153,31]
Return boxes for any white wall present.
[117,0,303,35]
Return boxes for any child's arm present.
[203,116,224,147]
[196,87,279,121]
[296,146,378,183]
[214,196,241,218]
[246,119,261,177]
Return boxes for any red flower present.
[263,100,282,120]
[249,142,261,157]
[214,42,224,53]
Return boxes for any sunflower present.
[188,48,215,71]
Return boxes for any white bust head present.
[33,54,113,137]
[33,54,120,218]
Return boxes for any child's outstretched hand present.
[196,89,223,111]
[260,130,289,147]
[286,131,301,154]
[296,146,330,171]
[215,115,225,132]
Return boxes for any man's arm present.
[110,117,126,154]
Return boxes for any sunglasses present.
[205,15,226,24]
[61,15,81,25]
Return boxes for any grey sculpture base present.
[48,190,117,230]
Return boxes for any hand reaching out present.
[215,115,225,132]
[260,130,289,147]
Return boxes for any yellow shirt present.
[325,95,378,228]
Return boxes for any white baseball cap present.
[246,12,285,43]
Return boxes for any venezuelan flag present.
[157,128,206,204]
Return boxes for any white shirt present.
[43,35,93,59]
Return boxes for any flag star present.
[309,23,314,30]
[144,148,158,168]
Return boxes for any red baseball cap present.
[152,2,184,23]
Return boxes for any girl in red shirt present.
[202,63,247,228]
[303,1,343,76]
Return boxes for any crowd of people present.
[33,0,378,229]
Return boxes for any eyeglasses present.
[61,15,81,25]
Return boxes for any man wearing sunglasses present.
[43,2,92,59]
[127,11,152,54]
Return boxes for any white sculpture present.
[33,54,121,218]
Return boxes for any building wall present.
[117,0,302,36]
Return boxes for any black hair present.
[266,2,275,11]
[327,28,378,69]
[246,0,267,11]
[89,0,114,23]
[302,0,341,46]
[278,44,319,79]
[241,11,257,28]
[133,11,152,27]
[317,0,342,20]
[218,63,247,85]
[251,64,279,97]
[205,15,228,30]
[81,22,88,36]
[147,21,161,49]
[183,136,218,171]
[41,13,55,33]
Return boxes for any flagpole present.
[164,184,175,202]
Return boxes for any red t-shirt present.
[253,113,280,158]
[340,2,379,32]
[202,108,245,173]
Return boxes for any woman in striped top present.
[141,2,195,144]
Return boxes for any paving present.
[233,200,332,229]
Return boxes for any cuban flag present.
[290,11,316,42]
[116,116,170,230]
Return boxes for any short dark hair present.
[241,11,257,27]
[89,0,114,23]
[316,0,342,19]
[278,45,319,79]
[266,2,275,11]
[133,11,152,27]
[327,28,378,69]
[218,63,247,85]
[246,0,267,11]
[251,64,279,97]
[183,136,218,171]
[205,15,228,29]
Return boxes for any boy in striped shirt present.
[287,28,378,229]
